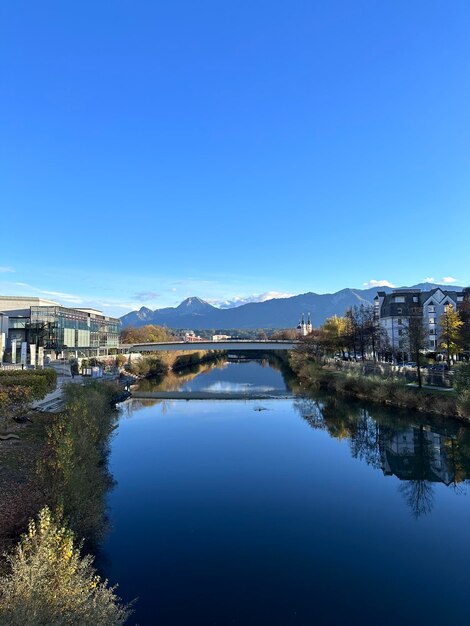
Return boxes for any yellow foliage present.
[0,507,131,626]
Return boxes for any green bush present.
[454,363,470,394]
[0,507,131,626]
[0,369,56,398]
[126,355,168,377]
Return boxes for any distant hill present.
[119,284,464,330]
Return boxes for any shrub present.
[457,390,470,420]
[0,507,131,626]
[454,363,470,394]
[115,354,127,367]
[126,355,168,377]
[38,382,121,542]
[0,370,57,402]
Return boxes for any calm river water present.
[101,359,470,625]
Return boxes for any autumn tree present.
[320,315,351,357]
[439,304,463,368]
[120,324,174,344]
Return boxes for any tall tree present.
[345,308,359,359]
[402,311,427,387]
[439,304,463,368]
[360,304,380,362]
[459,288,470,353]
[321,315,350,357]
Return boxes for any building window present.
[398,318,403,325]
[429,318,435,325]
[394,296,405,303]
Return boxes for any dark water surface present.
[102,360,470,625]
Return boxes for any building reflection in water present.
[294,395,467,518]
[380,426,454,485]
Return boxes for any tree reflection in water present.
[294,394,470,518]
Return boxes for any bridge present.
[124,340,296,353]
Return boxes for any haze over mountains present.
[120,283,463,330]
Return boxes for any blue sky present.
[1,1,469,316]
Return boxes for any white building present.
[296,313,313,337]
[374,288,463,353]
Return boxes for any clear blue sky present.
[1,1,469,316]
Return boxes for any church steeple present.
[296,312,311,337]
[306,312,312,334]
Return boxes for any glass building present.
[28,306,120,351]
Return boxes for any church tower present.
[306,312,312,334]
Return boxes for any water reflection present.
[106,360,470,625]
[294,395,469,517]
[136,358,291,395]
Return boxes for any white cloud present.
[14,282,84,305]
[0,266,14,273]
[423,277,435,283]
[210,291,294,309]
[441,276,457,284]
[362,279,396,289]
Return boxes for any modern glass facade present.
[29,306,120,349]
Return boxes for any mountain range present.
[120,283,464,330]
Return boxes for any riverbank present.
[289,355,470,420]
[0,380,126,557]
[0,381,130,623]
[125,349,226,378]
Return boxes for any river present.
[99,358,470,625]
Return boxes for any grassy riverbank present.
[290,353,470,420]
[0,381,131,624]
[126,349,226,377]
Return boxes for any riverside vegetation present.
[0,379,131,625]
[126,349,226,378]
[290,345,470,420]
[0,369,57,430]
[288,300,470,419]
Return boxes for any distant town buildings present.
[212,334,231,341]
[375,287,464,353]
[0,295,120,364]
[183,331,206,342]
[296,313,313,337]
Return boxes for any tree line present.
[297,288,470,372]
